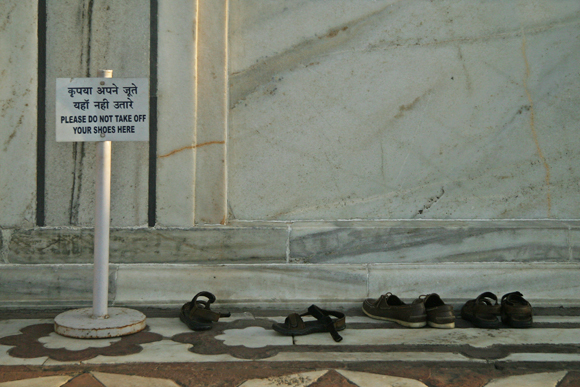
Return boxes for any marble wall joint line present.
[0,228,12,264]
[568,226,573,261]
[286,224,291,263]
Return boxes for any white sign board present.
[56,78,149,142]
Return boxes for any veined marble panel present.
[157,0,197,227]
[0,264,115,304]
[290,224,571,263]
[44,0,150,227]
[0,0,37,227]
[228,0,580,220]
[2,262,580,307]
[7,227,287,264]
[367,262,580,302]
[195,0,228,225]
[115,264,368,305]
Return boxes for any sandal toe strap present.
[308,305,344,342]
[285,313,305,329]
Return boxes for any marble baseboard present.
[1,262,580,308]
[3,221,580,266]
[0,264,116,304]
[6,227,288,264]
[290,223,577,264]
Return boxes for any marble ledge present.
[5,227,288,264]
[0,264,116,303]
[228,219,580,229]
[289,225,578,264]
[2,262,580,308]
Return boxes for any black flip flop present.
[272,305,345,342]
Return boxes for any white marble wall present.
[44,0,150,227]
[0,0,38,227]
[228,0,580,221]
[2,1,580,308]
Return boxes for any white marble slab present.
[44,1,150,226]
[81,340,244,364]
[92,371,180,387]
[290,225,571,264]
[156,0,197,227]
[368,262,580,301]
[337,369,428,387]
[238,370,327,387]
[115,264,368,305]
[146,317,191,338]
[484,371,567,387]
[294,328,580,348]
[0,265,113,304]
[38,332,120,350]
[0,0,37,227]
[0,375,72,387]
[263,351,482,363]
[216,327,293,348]
[228,0,580,221]
[503,353,580,362]
[0,319,53,339]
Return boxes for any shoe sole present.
[461,311,500,329]
[427,321,455,329]
[502,316,533,328]
[362,307,426,328]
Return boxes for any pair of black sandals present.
[180,291,345,342]
[461,291,533,328]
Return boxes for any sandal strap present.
[308,305,344,342]
[285,313,306,329]
[188,291,230,321]
[191,291,216,305]
[501,291,524,304]
[475,292,501,315]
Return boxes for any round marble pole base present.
[54,307,146,339]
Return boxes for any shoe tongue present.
[385,294,405,306]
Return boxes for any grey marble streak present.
[7,228,288,264]
[290,226,571,264]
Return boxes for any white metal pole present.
[93,69,113,318]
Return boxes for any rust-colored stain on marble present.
[158,140,225,158]
[521,28,551,217]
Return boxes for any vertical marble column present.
[156,0,198,227]
[0,1,38,227]
[194,0,229,225]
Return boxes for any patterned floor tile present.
[336,370,428,386]
[1,310,580,386]
[483,371,567,387]
[0,375,73,387]
[238,370,327,386]
[61,373,105,387]
[91,372,180,387]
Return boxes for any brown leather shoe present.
[417,293,455,329]
[362,293,426,328]
[501,291,533,328]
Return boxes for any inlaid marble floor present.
[1,309,580,386]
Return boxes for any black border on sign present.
[36,0,47,227]
[148,0,158,227]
